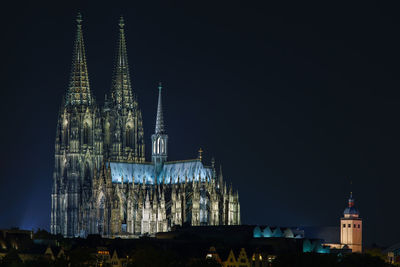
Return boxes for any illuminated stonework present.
[51,15,240,238]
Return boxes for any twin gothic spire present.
[66,13,93,106]
[66,14,135,111]
[111,16,135,111]
[65,14,165,133]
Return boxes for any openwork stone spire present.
[66,13,93,106]
[111,16,134,110]
[155,82,165,134]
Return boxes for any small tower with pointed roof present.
[340,192,362,252]
[152,82,168,181]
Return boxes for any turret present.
[218,166,223,189]
[152,82,168,181]
[343,192,359,218]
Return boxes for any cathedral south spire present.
[111,16,134,110]
[152,82,168,180]
[66,13,93,106]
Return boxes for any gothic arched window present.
[63,128,68,145]
[104,122,110,146]
[97,195,105,234]
[126,126,133,148]
[157,137,160,154]
[160,138,164,154]
[83,122,90,145]
[62,119,68,145]
[84,162,91,181]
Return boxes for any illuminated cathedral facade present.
[51,14,240,238]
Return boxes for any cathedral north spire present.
[66,12,93,106]
[111,16,134,110]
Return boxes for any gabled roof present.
[224,249,237,264]
[111,162,155,184]
[110,159,213,184]
[160,160,213,183]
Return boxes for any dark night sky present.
[1,1,400,246]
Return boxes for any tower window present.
[63,129,68,145]
[354,224,356,228]
[83,123,89,145]
[348,224,351,227]
[126,126,133,148]
[358,224,360,228]
[343,224,346,228]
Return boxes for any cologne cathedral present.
[51,14,241,238]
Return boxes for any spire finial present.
[348,189,355,208]
[76,12,82,26]
[350,179,353,199]
[158,81,162,91]
[119,16,125,29]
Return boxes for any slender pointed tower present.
[340,192,362,252]
[51,13,103,237]
[104,16,145,162]
[152,82,168,181]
